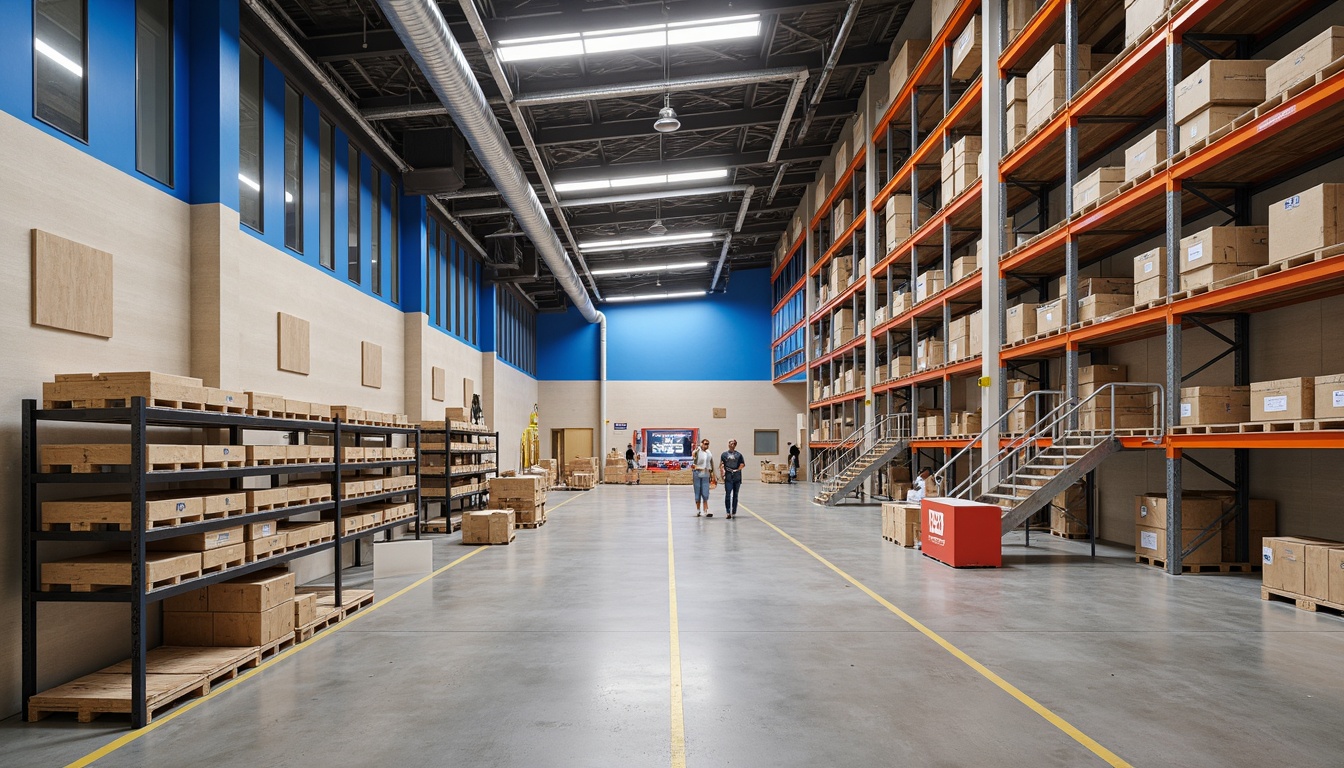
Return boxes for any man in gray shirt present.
[719,439,746,518]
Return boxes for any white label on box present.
[1263,395,1288,413]
[1334,390,1344,407]
[1046,312,1054,321]
[1263,546,1273,565]
[1283,195,1301,210]
[1139,504,1149,519]
[1188,125,1199,138]
[1143,262,1154,273]
[1135,151,1147,163]
[1181,403,1192,418]
[1140,530,1159,551]
[1186,242,1204,264]
[261,523,273,536]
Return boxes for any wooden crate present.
[41,494,206,531]
[246,487,293,512]
[246,445,291,465]
[246,391,286,416]
[43,372,206,411]
[201,543,246,574]
[40,551,203,592]
[203,388,247,414]
[246,534,287,562]
[40,444,203,473]
[201,446,245,468]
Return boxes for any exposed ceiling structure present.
[254,0,914,309]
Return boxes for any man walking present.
[720,439,746,518]
[787,442,801,483]
[691,438,717,517]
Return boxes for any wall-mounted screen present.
[641,428,698,469]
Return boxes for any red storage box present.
[921,498,1003,568]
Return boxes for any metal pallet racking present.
[776,0,1344,570]
[20,398,420,727]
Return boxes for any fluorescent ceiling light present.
[555,168,728,194]
[578,231,720,253]
[606,290,707,303]
[590,260,709,276]
[35,39,83,77]
[238,173,261,192]
[497,15,760,63]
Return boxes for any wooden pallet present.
[102,646,260,693]
[28,673,209,723]
[1049,530,1090,540]
[200,544,246,575]
[41,552,204,592]
[1170,423,1243,435]
[1261,586,1344,617]
[515,518,547,529]
[462,532,517,546]
[1134,555,1260,574]
[255,632,298,664]
[40,444,205,474]
[420,515,460,534]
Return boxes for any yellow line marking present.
[742,504,1134,768]
[667,485,687,768]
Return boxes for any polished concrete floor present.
[6,482,1344,767]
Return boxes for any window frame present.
[33,0,89,142]
[238,41,264,232]
[283,82,303,252]
[370,166,382,295]
[134,0,173,185]
[754,430,779,455]
[318,117,334,270]
[347,144,360,284]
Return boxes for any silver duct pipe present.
[710,235,733,292]
[769,74,809,163]
[795,0,862,142]
[364,102,451,121]
[514,66,809,107]
[766,162,790,204]
[437,188,502,200]
[375,0,601,323]
[732,185,756,233]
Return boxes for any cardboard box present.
[1177,105,1248,150]
[1027,44,1094,132]
[890,356,912,380]
[1125,129,1168,182]
[882,502,921,547]
[916,339,945,370]
[1007,379,1037,399]
[952,254,979,282]
[1268,184,1344,263]
[1180,226,1269,272]
[1305,542,1344,601]
[1134,493,1228,531]
[931,0,958,35]
[915,270,945,303]
[208,569,296,613]
[1180,386,1250,425]
[1180,263,1248,291]
[1314,373,1344,419]
[968,309,983,357]
[1078,293,1132,322]
[1331,548,1344,604]
[147,526,245,552]
[1263,536,1336,593]
[463,509,515,544]
[1006,303,1038,343]
[1133,247,1167,287]
[1006,102,1029,151]
[293,592,318,627]
[1134,277,1165,306]
[1136,525,1222,564]
[1251,377,1314,421]
[213,603,295,646]
[1174,59,1270,124]
[887,39,930,98]
[1035,299,1065,335]
[1007,0,1037,42]
[162,611,215,646]
[1266,26,1344,100]
[1079,365,1127,386]
[1006,76,1028,107]
[1073,166,1125,210]
[951,14,981,80]
[1056,276,1134,298]
[1126,0,1170,47]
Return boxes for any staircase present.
[814,414,913,506]
[935,383,1166,535]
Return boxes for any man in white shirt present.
[691,438,717,517]
[907,468,939,503]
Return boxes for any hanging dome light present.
[653,92,680,133]
[648,219,668,236]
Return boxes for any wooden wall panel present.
[431,366,446,401]
[31,229,113,338]
[362,341,382,388]
[277,312,310,374]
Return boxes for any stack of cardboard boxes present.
[916,336,945,371]
[1027,44,1095,134]
[914,268,945,305]
[1006,378,1040,433]
[1077,365,1154,431]
[1263,535,1344,607]
[463,509,515,544]
[1124,129,1167,183]
[940,136,982,202]
[946,310,983,362]
[832,308,855,347]
[881,501,922,547]
[1268,183,1344,264]
[1125,0,1170,47]
[1179,225,1269,291]
[1135,493,1277,565]
[1070,276,1134,322]
[1050,482,1089,537]
[885,194,933,252]
[1132,247,1167,305]
[949,411,983,436]
[1072,166,1125,211]
[163,569,297,648]
[1005,76,1029,152]
[489,475,547,525]
[1174,59,1269,151]
[1006,303,1037,344]
[917,412,946,437]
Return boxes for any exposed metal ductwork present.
[795,0,862,142]
[374,0,602,323]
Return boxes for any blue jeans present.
[723,471,742,514]
[693,471,712,503]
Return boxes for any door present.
[562,428,593,464]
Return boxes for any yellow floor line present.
[667,486,687,768]
[65,490,588,768]
[743,504,1134,768]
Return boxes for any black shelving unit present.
[20,397,420,727]
[448,425,498,515]
[416,423,449,529]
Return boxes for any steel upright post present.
[130,397,149,728]
[21,400,38,721]
[1063,0,1081,427]
[1165,29,1185,575]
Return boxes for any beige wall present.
[539,380,807,480]
[0,112,195,713]
[483,355,540,473]
[404,314,486,423]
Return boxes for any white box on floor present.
[373,540,434,578]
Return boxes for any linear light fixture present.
[606,290,707,303]
[589,260,708,276]
[554,169,727,194]
[578,231,722,253]
[497,15,761,63]
[35,39,83,77]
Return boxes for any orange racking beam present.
[772,363,806,385]
[809,391,866,411]
[873,79,984,211]
[770,233,805,282]
[871,0,983,144]
[1171,432,1344,450]
[772,280,805,316]
[772,317,807,347]
[873,357,983,393]
[810,274,866,321]
[811,333,867,368]
[876,179,983,272]
[809,210,870,278]
[998,0,1064,72]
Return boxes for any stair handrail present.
[950,382,1166,500]
[927,390,1061,496]
[816,413,912,491]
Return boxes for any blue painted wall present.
[538,268,773,381]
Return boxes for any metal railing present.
[816,413,912,496]
[942,383,1166,502]
[928,390,1061,497]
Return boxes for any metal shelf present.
[35,462,336,485]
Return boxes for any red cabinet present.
[921,498,1003,568]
